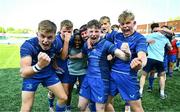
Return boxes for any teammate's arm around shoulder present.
[69,52,83,59]
[20,52,51,78]
[114,43,131,61]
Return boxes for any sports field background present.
[0,44,180,111]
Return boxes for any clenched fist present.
[130,57,143,71]
[64,32,72,42]
[37,52,51,68]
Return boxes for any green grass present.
[0,44,20,68]
[0,44,180,111]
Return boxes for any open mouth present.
[90,37,96,40]
[101,28,107,33]
[42,43,50,49]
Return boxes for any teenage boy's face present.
[81,30,88,41]
[87,27,101,44]
[37,31,56,50]
[60,26,73,39]
[119,20,136,37]
[100,19,111,33]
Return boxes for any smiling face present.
[37,31,56,50]
[87,26,101,45]
[80,30,88,41]
[74,34,82,49]
[87,19,101,44]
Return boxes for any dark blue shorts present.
[57,72,71,84]
[168,54,177,63]
[22,74,60,91]
[110,71,140,101]
[68,74,85,86]
[79,76,109,103]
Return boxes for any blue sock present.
[48,98,54,107]
[89,101,96,112]
[56,102,66,112]
[148,75,154,89]
[125,102,130,106]
[66,105,71,111]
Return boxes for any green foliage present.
[0,44,180,111]
[169,16,180,21]
[0,26,33,34]
[0,26,6,33]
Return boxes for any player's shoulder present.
[21,37,37,48]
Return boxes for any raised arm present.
[60,32,71,60]
[20,52,51,78]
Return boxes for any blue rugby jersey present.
[104,30,119,43]
[20,37,62,78]
[82,38,117,79]
[55,33,74,74]
[111,31,147,76]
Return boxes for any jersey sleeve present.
[54,37,63,54]
[20,41,34,58]
[136,36,148,54]
[82,42,88,55]
[106,41,117,55]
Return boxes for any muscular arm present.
[20,52,51,78]
[20,56,36,78]
[60,33,71,60]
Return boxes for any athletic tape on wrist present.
[32,64,42,72]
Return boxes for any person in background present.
[48,20,73,112]
[67,30,87,109]
[139,23,172,100]
[111,24,120,32]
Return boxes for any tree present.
[0,26,6,33]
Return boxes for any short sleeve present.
[20,41,33,58]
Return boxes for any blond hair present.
[118,10,135,23]
[99,16,111,24]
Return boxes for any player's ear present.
[134,21,136,25]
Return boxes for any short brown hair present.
[38,20,57,33]
[60,20,73,29]
[87,19,101,29]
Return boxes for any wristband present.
[32,64,42,72]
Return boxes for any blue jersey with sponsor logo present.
[82,38,117,79]
[112,31,147,76]
[20,37,62,78]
